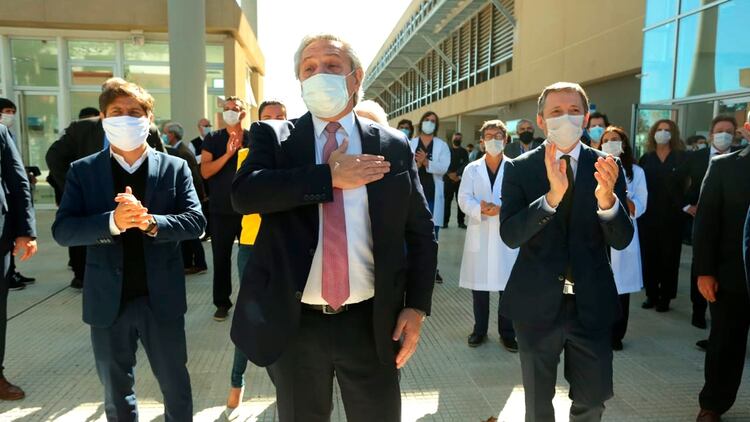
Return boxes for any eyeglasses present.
[483,134,506,141]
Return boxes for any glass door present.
[630,104,680,159]
[15,91,59,205]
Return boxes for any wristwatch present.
[142,218,157,234]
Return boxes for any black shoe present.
[193,266,208,275]
[692,314,707,329]
[501,337,519,353]
[214,307,230,321]
[696,339,708,351]
[612,339,624,351]
[656,301,670,313]
[15,272,35,284]
[458,223,467,229]
[8,277,24,291]
[641,298,656,309]
[70,278,83,289]
[468,333,486,347]
[435,270,443,284]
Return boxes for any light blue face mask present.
[399,128,410,137]
[588,126,605,142]
[160,133,169,145]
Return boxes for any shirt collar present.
[110,146,151,174]
[312,111,356,140]
[710,145,727,156]
[544,139,582,161]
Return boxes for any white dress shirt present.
[540,141,620,220]
[302,111,375,305]
[108,146,155,236]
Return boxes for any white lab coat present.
[457,156,519,291]
[409,137,450,227]
[611,164,647,294]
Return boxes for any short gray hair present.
[164,122,184,140]
[479,119,508,138]
[517,118,534,128]
[537,82,590,116]
[294,34,363,80]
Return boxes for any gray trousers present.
[514,296,612,422]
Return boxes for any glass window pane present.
[124,42,169,62]
[680,0,712,14]
[645,0,678,26]
[675,1,750,98]
[151,92,171,128]
[70,65,114,86]
[206,93,224,127]
[640,23,676,102]
[207,68,224,89]
[206,45,223,64]
[11,39,59,87]
[68,40,116,61]
[70,91,101,120]
[20,93,58,172]
[124,64,170,90]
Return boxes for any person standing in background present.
[586,112,610,150]
[200,96,250,321]
[504,119,541,159]
[444,132,469,229]
[397,119,414,139]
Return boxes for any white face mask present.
[223,110,241,126]
[545,114,584,150]
[484,139,504,156]
[654,129,671,145]
[301,71,354,119]
[712,132,733,151]
[421,120,436,135]
[102,116,150,152]
[0,113,15,128]
[601,140,623,157]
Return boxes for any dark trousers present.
[210,212,242,309]
[640,222,682,304]
[699,288,750,414]
[267,301,400,422]
[90,298,192,422]
[443,180,464,227]
[230,245,253,388]
[70,245,87,280]
[690,261,708,321]
[181,238,206,269]
[515,297,612,422]
[0,248,10,376]
[612,294,630,342]
[472,290,515,339]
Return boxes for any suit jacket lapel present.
[95,150,116,210]
[359,118,383,245]
[144,149,161,207]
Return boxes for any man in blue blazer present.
[500,82,633,422]
[52,78,205,422]
[0,124,37,401]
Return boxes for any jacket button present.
[295,291,302,300]
[558,275,565,281]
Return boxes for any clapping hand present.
[480,200,500,216]
[225,130,243,157]
[543,144,569,208]
[114,186,152,231]
[415,150,428,167]
[329,138,391,190]
[594,156,619,210]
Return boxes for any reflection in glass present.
[20,93,58,172]
[70,65,114,86]
[645,0,678,26]
[68,40,116,61]
[70,91,101,121]
[640,23,676,103]
[11,39,59,87]
[124,42,169,62]
[124,65,170,90]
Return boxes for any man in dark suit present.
[46,104,164,289]
[51,78,205,421]
[443,132,469,228]
[163,122,207,274]
[679,116,739,331]
[693,138,750,422]
[0,124,37,400]
[745,205,750,290]
[230,34,437,421]
[500,82,633,422]
[505,118,542,159]
[187,117,211,160]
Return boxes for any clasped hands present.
[480,200,500,216]
[543,143,618,210]
[328,138,391,189]
[414,150,428,168]
[113,186,154,232]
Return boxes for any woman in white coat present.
[409,111,450,282]
[601,126,648,351]
[458,120,519,351]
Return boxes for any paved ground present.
[0,209,749,421]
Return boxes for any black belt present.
[302,299,372,315]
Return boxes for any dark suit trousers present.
[443,180,464,226]
[472,290,515,340]
[90,297,192,422]
[0,248,10,376]
[267,301,400,422]
[515,297,612,422]
[640,221,682,303]
[70,245,87,280]
[699,288,750,414]
[210,212,242,308]
[690,261,708,320]
[181,238,206,269]
[612,294,630,342]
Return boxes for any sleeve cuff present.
[540,195,558,213]
[109,212,122,236]
[682,204,692,213]
[597,197,620,221]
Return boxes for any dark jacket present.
[504,139,542,159]
[51,149,205,327]
[693,147,750,294]
[46,118,165,191]
[167,140,206,201]
[499,142,633,329]
[229,113,437,367]
[0,125,36,248]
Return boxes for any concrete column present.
[168,0,206,141]
[0,36,12,101]
[57,37,70,128]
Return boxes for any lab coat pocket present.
[465,223,481,252]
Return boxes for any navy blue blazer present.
[499,142,633,329]
[230,113,437,367]
[52,149,206,327]
[0,125,36,249]
[744,205,750,291]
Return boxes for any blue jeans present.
[230,244,254,388]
